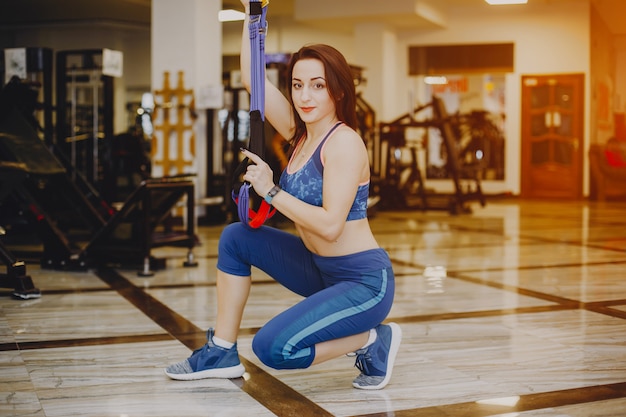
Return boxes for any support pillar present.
[354,23,399,121]
[151,0,223,213]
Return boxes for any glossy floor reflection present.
[2,199,626,417]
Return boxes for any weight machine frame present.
[1,107,197,277]
[375,95,485,214]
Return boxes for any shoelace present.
[353,348,372,374]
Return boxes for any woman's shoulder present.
[329,124,364,146]
[323,124,368,160]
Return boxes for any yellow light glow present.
[424,76,448,85]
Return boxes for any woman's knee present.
[217,222,252,276]
[218,222,245,251]
[252,330,282,369]
[252,328,312,370]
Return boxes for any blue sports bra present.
[279,122,368,221]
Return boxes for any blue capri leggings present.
[217,222,395,370]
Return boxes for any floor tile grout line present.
[388,256,626,322]
[94,266,335,417]
[387,255,626,273]
[586,305,626,320]
[378,217,626,251]
[1,278,282,296]
[390,304,577,325]
[351,381,626,417]
[4,333,173,352]
[586,299,626,307]
[451,272,583,305]
[452,259,626,274]
[452,272,626,321]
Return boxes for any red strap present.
[248,200,276,228]
[234,195,277,228]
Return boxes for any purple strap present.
[235,0,270,228]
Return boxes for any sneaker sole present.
[165,363,245,381]
[353,322,402,390]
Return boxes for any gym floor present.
[2,198,626,417]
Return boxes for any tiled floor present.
[2,198,626,417]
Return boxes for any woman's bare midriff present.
[296,218,379,257]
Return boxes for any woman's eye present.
[292,82,302,89]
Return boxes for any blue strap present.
[249,1,267,120]
[234,0,274,228]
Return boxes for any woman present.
[165,2,401,390]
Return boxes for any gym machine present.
[55,49,115,199]
[0,47,54,146]
[0,84,197,276]
[373,95,486,214]
[0,162,40,299]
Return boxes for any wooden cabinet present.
[521,74,584,199]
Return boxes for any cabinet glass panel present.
[554,141,573,165]
[530,85,550,109]
[555,113,572,136]
[531,113,549,136]
[555,84,574,110]
[531,140,550,165]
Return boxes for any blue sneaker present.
[165,328,245,380]
[352,323,402,390]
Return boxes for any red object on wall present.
[604,149,626,167]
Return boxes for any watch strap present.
[264,185,281,204]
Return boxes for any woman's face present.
[291,58,336,125]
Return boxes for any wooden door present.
[520,74,584,199]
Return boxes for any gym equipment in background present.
[374,95,486,214]
[0,90,197,276]
[0,162,40,299]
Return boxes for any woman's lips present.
[300,107,315,113]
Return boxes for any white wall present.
[395,0,590,195]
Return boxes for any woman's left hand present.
[241,148,275,197]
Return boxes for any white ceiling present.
[1,0,625,35]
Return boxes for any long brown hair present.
[286,44,358,146]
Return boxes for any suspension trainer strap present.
[233,0,276,228]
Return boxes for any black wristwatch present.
[264,185,281,205]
